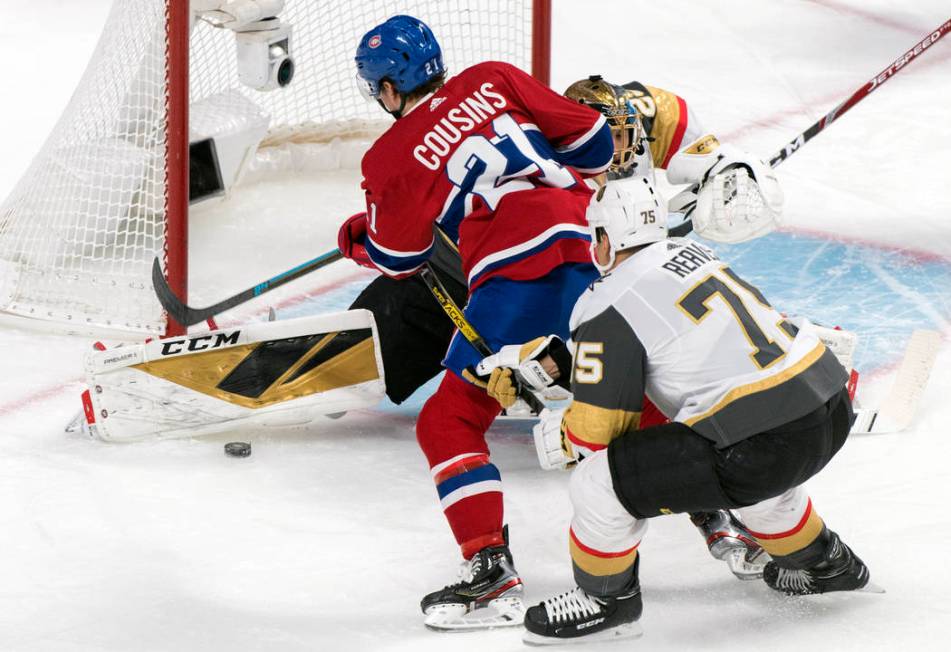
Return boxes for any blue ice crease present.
[710,232,951,374]
[280,233,951,413]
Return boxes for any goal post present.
[166,0,190,337]
[532,0,552,87]
[0,0,552,337]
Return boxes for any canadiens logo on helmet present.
[368,34,382,49]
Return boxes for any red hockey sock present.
[418,372,504,558]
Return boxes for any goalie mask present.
[564,75,649,178]
[586,177,668,273]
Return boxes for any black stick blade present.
[151,257,192,326]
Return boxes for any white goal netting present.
[0,0,534,335]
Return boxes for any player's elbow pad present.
[554,118,614,175]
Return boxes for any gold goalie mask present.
[564,75,648,177]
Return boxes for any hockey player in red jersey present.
[351,14,614,629]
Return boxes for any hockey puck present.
[224,441,252,458]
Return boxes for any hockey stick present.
[419,261,547,414]
[669,17,951,237]
[850,330,940,434]
[151,249,344,328]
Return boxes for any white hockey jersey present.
[563,238,849,449]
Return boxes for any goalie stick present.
[669,17,951,238]
[151,249,343,328]
[850,330,941,434]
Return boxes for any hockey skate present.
[690,510,770,580]
[522,567,643,646]
[763,529,881,595]
[421,541,525,631]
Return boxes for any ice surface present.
[1,1,949,650]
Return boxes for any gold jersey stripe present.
[685,342,827,427]
[569,535,639,577]
[564,401,641,448]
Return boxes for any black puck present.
[224,441,252,457]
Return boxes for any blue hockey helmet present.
[355,15,445,99]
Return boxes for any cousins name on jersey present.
[413,83,508,170]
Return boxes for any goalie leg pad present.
[349,274,465,404]
[82,310,386,442]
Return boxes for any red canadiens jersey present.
[361,61,613,289]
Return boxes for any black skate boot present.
[690,510,770,580]
[523,559,643,645]
[421,538,524,631]
[763,529,875,595]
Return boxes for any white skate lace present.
[448,551,492,587]
[450,558,478,585]
[772,567,815,594]
[543,587,603,624]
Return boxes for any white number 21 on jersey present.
[444,113,576,212]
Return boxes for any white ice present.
[1,1,950,650]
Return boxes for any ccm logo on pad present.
[160,331,241,356]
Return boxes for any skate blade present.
[858,580,886,594]
[522,621,643,646]
[782,580,886,596]
[424,596,525,632]
[725,549,769,581]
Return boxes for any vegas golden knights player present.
[481,179,872,644]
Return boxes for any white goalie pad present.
[811,323,859,372]
[80,309,385,442]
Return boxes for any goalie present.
[564,75,784,243]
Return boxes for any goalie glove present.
[533,408,577,471]
[476,335,569,409]
[667,135,783,243]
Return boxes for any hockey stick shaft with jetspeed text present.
[152,249,344,328]
[669,17,951,237]
[768,17,950,167]
[419,262,547,415]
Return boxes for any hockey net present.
[0,0,544,335]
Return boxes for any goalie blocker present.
[79,310,386,442]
